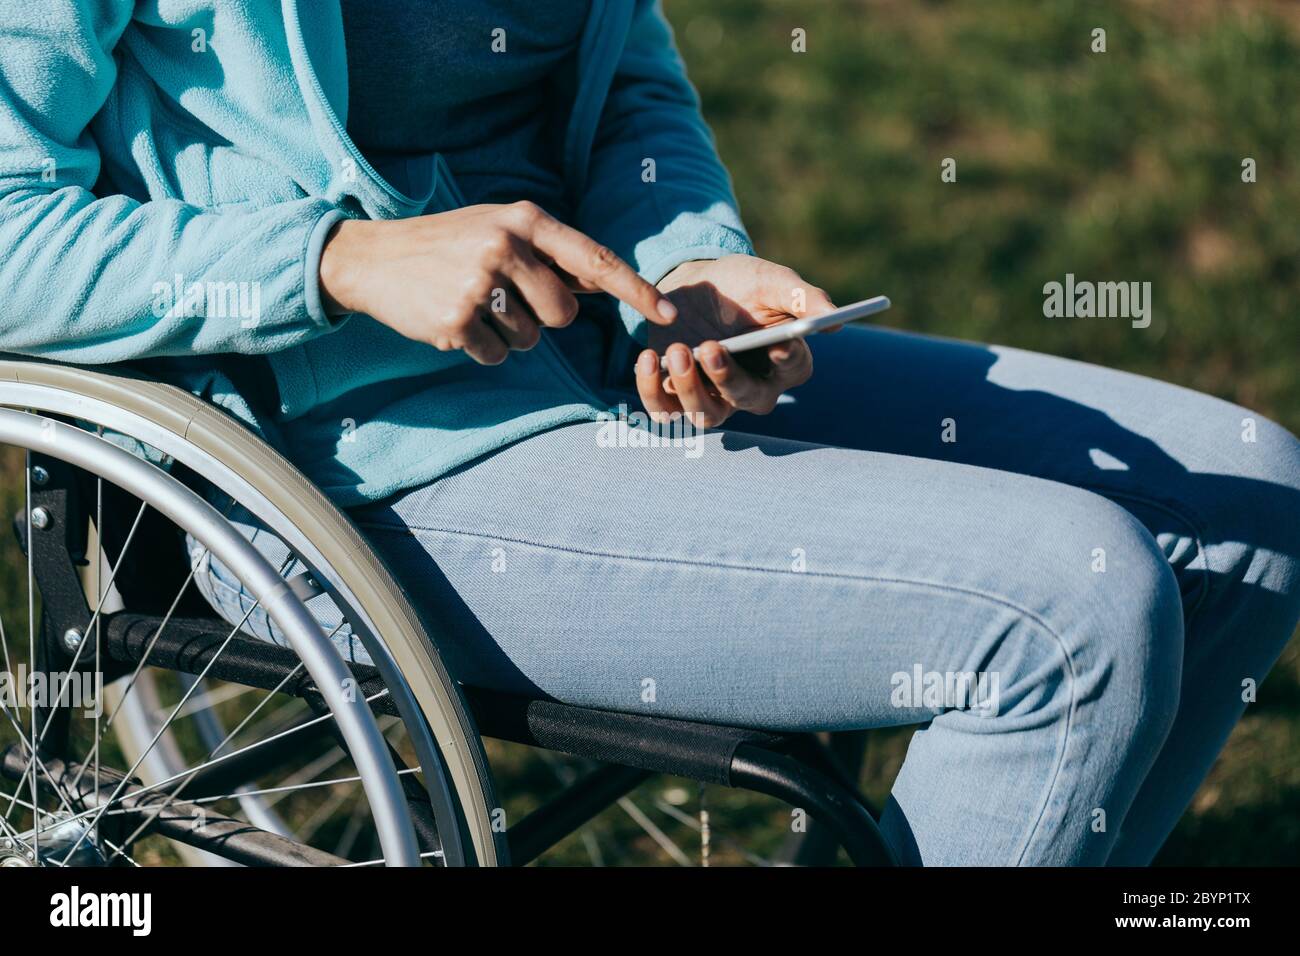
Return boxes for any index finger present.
[529,215,678,326]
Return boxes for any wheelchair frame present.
[2,359,897,866]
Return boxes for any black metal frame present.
[7,453,897,867]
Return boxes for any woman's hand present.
[318,201,677,366]
[637,254,836,428]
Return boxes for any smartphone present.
[657,295,891,371]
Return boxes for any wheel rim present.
[0,360,503,866]
[0,408,421,865]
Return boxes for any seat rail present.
[96,611,897,865]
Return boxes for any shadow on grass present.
[1156,782,1300,866]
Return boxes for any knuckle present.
[450,302,480,329]
[479,229,515,260]
[697,412,722,430]
[517,324,541,349]
[509,200,543,227]
[443,304,473,328]
[462,277,494,307]
[561,294,581,323]
[587,243,620,275]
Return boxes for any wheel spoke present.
[291,783,353,845]
[616,795,692,866]
[99,767,421,812]
[25,450,38,858]
[58,584,277,865]
[0,399,442,869]
[171,680,259,721]
[26,686,392,854]
[259,744,347,809]
[103,616,352,861]
[95,501,237,739]
[342,849,443,868]
[651,793,771,866]
[99,635,307,862]
[93,469,102,814]
[333,793,370,859]
[2,496,151,814]
[102,675,385,863]
[32,498,147,752]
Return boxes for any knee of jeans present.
[974,491,1181,742]
[1183,411,1300,642]
[1241,416,1300,582]
[1068,495,1185,747]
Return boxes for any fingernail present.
[657,299,678,320]
[637,351,657,376]
[668,346,691,375]
[771,347,791,363]
[703,347,726,372]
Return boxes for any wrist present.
[656,259,712,292]
[318,218,368,316]
[657,254,754,294]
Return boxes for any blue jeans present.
[196,324,1300,865]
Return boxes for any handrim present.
[0,356,504,866]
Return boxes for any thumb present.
[780,275,841,330]
[765,266,836,319]
[802,284,837,318]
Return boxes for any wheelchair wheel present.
[0,359,504,866]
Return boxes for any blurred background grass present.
[1,0,1296,864]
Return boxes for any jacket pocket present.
[202,143,307,209]
[265,343,320,420]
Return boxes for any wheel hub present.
[0,816,108,867]
[0,837,35,866]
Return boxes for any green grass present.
[679,0,1300,431]
[2,0,1297,865]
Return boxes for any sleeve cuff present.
[303,208,349,329]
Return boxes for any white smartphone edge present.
[656,295,891,371]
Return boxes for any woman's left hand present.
[637,254,836,428]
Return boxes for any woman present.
[1,1,1297,866]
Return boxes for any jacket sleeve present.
[0,0,345,364]
[572,0,755,343]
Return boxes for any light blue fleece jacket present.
[0,0,753,505]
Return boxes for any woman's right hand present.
[317,201,678,366]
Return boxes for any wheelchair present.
[0,356,897,867]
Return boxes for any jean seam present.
[359,520,1078,864]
